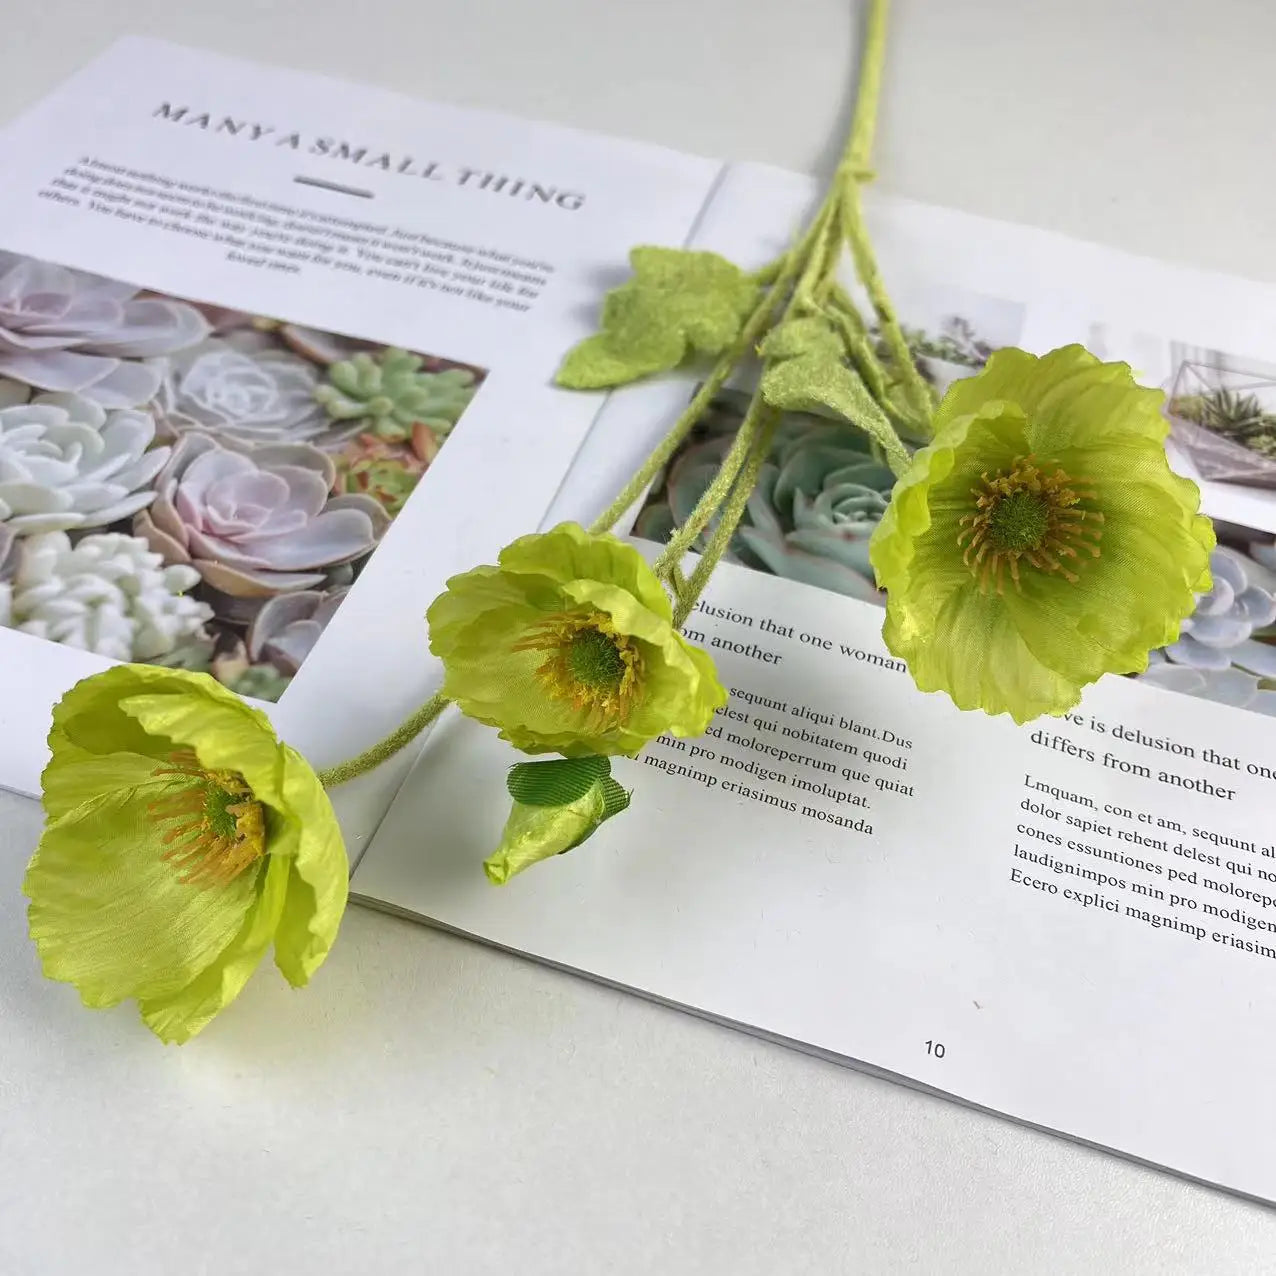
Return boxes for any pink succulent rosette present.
[0,253,210,407]
[134,433,389,597]
[246,587,349,674]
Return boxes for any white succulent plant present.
[0,531,213,662]
[0,523,16,580]
[152,331,355,449]
[0,379,169,533]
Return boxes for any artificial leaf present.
[760,353,911,475]
[556,247,758,390]
[561,777,631,851]
[556,332,678,390]
[598,777,632,820]
[506,756,612,806]
[758,316,844,363]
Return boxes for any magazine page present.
[354,164,1276,1200]
[0,37,723,856]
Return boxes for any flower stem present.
[839,190,934,422]
[588,202,843,542]
[833,0,936,424]
[792,197,839,311]
[652,168,872,591]
[825,289,887,407]
[840,0,889,182]
[664,213,843,618]
[587,270,788,537]
[317,691,449,788]
[651,386,770,576]
[671,404,784,629]
[658,0,917,623]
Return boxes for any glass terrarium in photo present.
[1166,358,1276,487]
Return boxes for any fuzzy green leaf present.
[758,316,844,363]
[760,353,911,476]
[506,756,612,806]
[556,247,757,390]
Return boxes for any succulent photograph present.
[0,250,485,700]
[634,389,895,601]
[1136,518,1276,718]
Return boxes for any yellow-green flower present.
[24,665,347,1044]
[484,756,630,884]
[869,345,1215,723]
[428,522,726,755]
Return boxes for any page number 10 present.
[925,1040,946,1059]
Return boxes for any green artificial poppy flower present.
[869,345,1215,723]
[24,665,347,1043]
[484,756,631,884]
[428,522,726,756]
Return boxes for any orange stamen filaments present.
[956,455,1103,595]
[512,610,643,730]
[147,751,267,888]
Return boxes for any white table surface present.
[3,2,1276,1272]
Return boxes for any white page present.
[0,37,722,859]
[356,164,1276,1199]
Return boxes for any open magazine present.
[7,38,1276,1202]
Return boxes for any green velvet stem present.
[840,0,888,180]
[666,0,911,618]
[317,691,449,789]
[590,208,824,541]
[832,0,935,424]
[826,289,889,408]
[792,198,839,310]
[750,258,784,286]
[587,276,787,537]
[667,0,913,625]
[839,189,935,422]
[654,156,863,580]
[651,387,770,575]
[671,405,783,629]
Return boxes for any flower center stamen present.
[956,455,1103,594]
[513,611,643,730]
[147,750,267,887]
[566,626,628,690]
[986,490,1051,552]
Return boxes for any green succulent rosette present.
[24,665,347,1043]
[868,345,1215,723]
[316,348,476,440]
[427,522,727,756]
[484,756,631,884]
